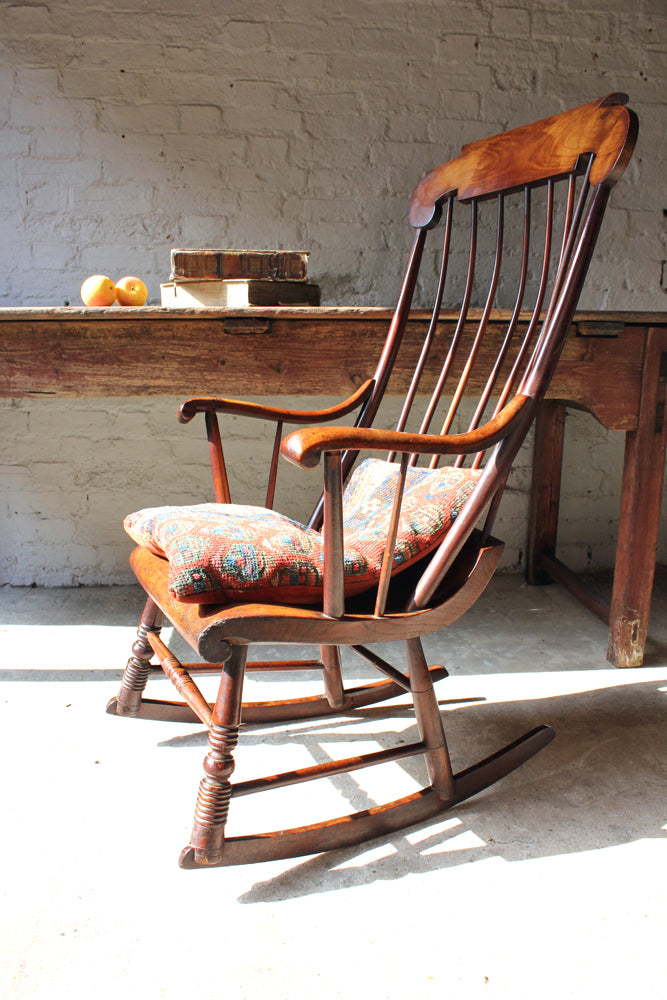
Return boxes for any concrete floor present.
[1,574,666,999]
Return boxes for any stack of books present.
[160,249,320,307]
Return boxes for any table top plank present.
[1,307,664,430]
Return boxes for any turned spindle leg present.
[108,597,163,717]
[180,644,247,868]
[405,637,455,802]
[320,644,346,709]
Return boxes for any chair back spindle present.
[205,411,231,504]
[265,421,283,509]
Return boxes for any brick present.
[490,6,531,38]
[553,39,623,75]
[224,105,303,136]
[60,68,142,101]
[28,241,77,271]
[13,67,60,99]
[245,134,291,166]
[221,20,271,51]
[9,94,79,130]
[32,130,84,159]
[24,184,69,215]
[0,186,26,214]
[98,104,180,134]
[160,44,223,75]
[225,79,282,109]
[72,39,165,73]
[642,0,667,15]
[646,48,667,78]
[351,26,436,59]
[178,105,224,134]
[2,33,78,69]
[531,9,614,43]
[326,51,399,82]
[1,3,52,35]
[179,214,237,246]
[477,38,556,92]
[20,157,101,186]
[415,2,490,35]
[270,20,351,53]
[283,53,328,80]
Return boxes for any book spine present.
[170,250,309,282]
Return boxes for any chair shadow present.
[158,673,667,902]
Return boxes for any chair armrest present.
[178,379,375,425]
[281,393,533,468]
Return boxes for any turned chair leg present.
[109,597,163,717]
[181,644,247,868]
[320,644,346,709]
[405,637,455,801]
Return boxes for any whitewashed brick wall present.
[0,0,665,585]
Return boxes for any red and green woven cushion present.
[124,458,481,605]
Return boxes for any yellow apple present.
[115,275,148,306]
[81,275,116,306]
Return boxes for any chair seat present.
[128,534,504,659]
[124,458,481,605]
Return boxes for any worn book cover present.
[170,249,309,282]
[161,279,320,307]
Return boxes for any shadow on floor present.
[147,673,667,902]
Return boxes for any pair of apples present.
[80,274,148,307]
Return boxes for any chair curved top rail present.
[409,93,638,229]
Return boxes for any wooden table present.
[2,306,666,667]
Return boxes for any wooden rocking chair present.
[108,94,637,868]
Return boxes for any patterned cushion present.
[124,458,481,605]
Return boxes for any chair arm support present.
[281,394,533,469]
[178,379,375,425]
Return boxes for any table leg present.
[607,329,667,667]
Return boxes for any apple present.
[81,275,116,306]
[115,275,148,306]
